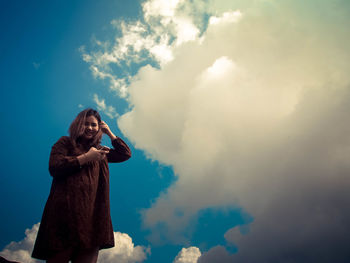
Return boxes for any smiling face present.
[83,115,99,140]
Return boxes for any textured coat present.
[32,136,131,260]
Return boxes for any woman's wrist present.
[77,153,88,166]
[107,131,117,140]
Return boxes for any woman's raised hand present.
[100,121,111,135]
[100,120,117,140]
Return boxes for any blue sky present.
[1,0,350,262]
[1,0,154,256]
[0,0,245,262]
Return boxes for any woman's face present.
[83,115,99,140]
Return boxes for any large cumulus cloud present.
[197,87,350,263]
[85,0,350,261]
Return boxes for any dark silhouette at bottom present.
[0,256,21,263]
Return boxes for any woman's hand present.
[85,147,109,162]
[100,121,111,135]
[100,121,117,140]
[77,146,109,166]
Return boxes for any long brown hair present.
[69,108,103,150]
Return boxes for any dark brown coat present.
[32,136,131,260]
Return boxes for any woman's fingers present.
[98,149,109,160]
[99,150,109,155]
[100,120,111,134]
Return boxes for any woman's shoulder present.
[50,136,79,154]
[56,136,71,143]
[52,136,74,147]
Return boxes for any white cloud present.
[173,17,199,46]
[0,224,149,263]
[86,0,350,261]
[81,0,208,101]
[204,56,236,80]
[149,41,174,65]
[143,0,185,20]
[209,11,242,25]
[0,223,40,263]
[98,232,150,263]
[89,66,128,98]
[173,247,201,263]
[93,94,119,119]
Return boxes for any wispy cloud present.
[80,0,211,100]
[93,94,119,119]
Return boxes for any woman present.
[32,108,131,263]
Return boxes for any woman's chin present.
[83,134,94,140]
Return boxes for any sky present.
[1,0,350,262]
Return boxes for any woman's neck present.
[77,137,93,150]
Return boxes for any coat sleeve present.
[107,137,132,163]
[49,136,81,178]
